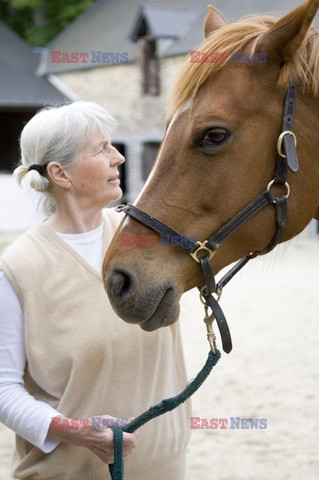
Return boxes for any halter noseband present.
[116,80,299,354]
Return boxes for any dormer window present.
[139,37,160,96]
[130,4,200,97]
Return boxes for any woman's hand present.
[48,415,138,464]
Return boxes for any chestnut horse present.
[103,0,319,342]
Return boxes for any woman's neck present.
[46,202,104,234]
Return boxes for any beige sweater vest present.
[1,209,191,480]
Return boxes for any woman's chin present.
[105,187,123,205]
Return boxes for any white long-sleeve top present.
[0,223,104,452]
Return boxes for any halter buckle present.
[277,131,297,158]
[190,240,216,263]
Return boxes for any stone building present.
[38,0,304,202]
[1,0,314,232]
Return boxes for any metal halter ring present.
[199,286,222,306]
[115,204,129,213]
[266,179,291,199]
[277,131,297,158]
[190,240,216,263]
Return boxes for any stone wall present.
[56,56,185,134]
[55,56,186,200]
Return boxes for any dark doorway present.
[113,142,128,201]
[0,110,36,172]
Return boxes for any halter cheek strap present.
[116,80,299,355]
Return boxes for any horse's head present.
[103,0,319,331]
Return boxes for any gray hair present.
[14,101,116,215]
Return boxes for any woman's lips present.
[108,176,120,183]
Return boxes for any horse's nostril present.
[108,267,133,302]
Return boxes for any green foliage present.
[0,0,94,46]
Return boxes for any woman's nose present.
[111,146,125,166]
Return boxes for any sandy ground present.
[1,232,319,479]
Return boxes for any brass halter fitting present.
[189,240,216,263]
[266,179,290,199]
[199,287,222,354]
[277,131,297,158]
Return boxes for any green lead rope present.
[108,349,221,480]
[109,426,123,480]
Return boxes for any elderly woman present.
[0,102,191,480]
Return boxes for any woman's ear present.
[46,162,71,189]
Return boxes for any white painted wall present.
[0,174,44,233]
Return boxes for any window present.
[139,38,160,96]
[141,141,160,181]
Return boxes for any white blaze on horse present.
[103,0,319,340]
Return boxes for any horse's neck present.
[300,96,319,221]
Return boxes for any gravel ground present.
[180,233,319,480]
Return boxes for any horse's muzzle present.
[105,265,180,330]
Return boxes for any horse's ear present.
[204,5,227,38]
[257,0,319,63]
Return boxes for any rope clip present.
[203,305,217,354]
[199,287,222,355]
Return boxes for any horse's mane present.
[168,15,319,119]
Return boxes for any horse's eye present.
[199,128,229,146]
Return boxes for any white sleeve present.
[0,269,61,453]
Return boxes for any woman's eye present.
[99,144,107,154]
[199,129,229,146]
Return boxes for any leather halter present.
[116,80,299,354]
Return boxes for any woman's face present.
[66,130,125,208]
